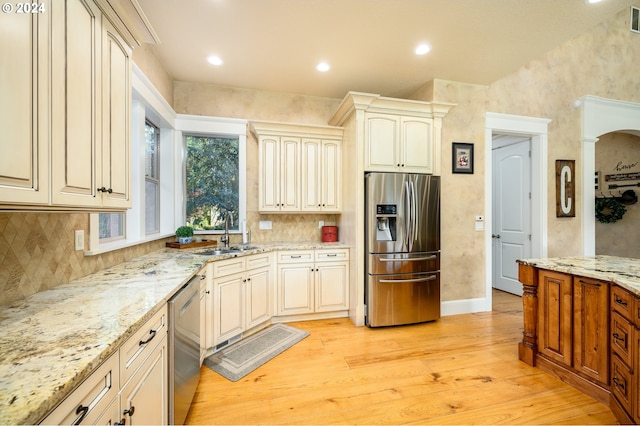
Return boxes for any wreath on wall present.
[595,197,627,224]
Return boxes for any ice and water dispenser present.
[375,204,397,241]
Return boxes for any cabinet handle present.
[72,404,89,425]
[290,255,302,259]
[97,187,113,193]
[613,377,626,391]
[139,329,157,346]
[578,279,601,287]
[123,406,135,417]
[326,253,337,257]
[613,333,626,343]
[114,419,127,425]
[614,296,628,307]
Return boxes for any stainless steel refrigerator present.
[365,172,440,327]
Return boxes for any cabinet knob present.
[613,333,626,343]
[123,406,135,417]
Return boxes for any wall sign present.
[556,160,575,217]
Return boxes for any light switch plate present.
[259,220,272,230]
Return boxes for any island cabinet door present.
[537,270,573,367]
[573,277,609,384]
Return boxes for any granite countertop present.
[518,255,640,295]
[0,241,348,425]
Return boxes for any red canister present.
[321,226,338,242]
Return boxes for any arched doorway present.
[579,95,640,255]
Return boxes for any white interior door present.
[492,136,531,295]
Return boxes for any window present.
[185,135,240,231]
[99,213,125,242]
[145,120,160,234]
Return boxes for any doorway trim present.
[485,112,550,309]
[580,95,640,255]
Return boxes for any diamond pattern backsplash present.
[0,212,171,306]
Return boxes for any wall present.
[132,43,175,107]
[172,81,343,243]
[595,132,640,257]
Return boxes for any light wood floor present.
[186,290,618,425]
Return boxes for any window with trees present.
[145,120,160,234]
[185,135,240,231]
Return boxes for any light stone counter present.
[0,241,348,425]
[517,255,640,294]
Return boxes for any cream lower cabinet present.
[211,253,274,346]
[42,305,168,425]
[276,249,349,316]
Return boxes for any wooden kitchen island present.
[518,255,640,424]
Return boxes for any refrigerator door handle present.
[404,180,411,251]
[380,255,437,262]
[379,275,437,283]
[410,180,417,246]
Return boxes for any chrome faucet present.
[220,212,232,248]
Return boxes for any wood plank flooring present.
[186,290,618,425]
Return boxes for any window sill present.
[84,232,175,256]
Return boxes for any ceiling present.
[137,0,636,99]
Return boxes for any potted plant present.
[175,225,194,244]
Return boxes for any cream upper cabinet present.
[257,135,300,212]
[365,112,434,174]
[0,5,50,205]
[301,138,341,212]
[1,0,152,210]
[51,0,132,209]
[252,121,343,213]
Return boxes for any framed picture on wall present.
[452,142,474,174]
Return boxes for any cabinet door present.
[321,140,341,212]
[573,277,609,384]
[246,266,272,329]
[537,270,572,367]
[277,263,314,315]
[364,113,399,172]
[120,334,168,426]
[100,19,131,208]
[0,6,49,205]
[214,272,245,344]
[200,275,207,364]
[204,264,215,350]
[315,262,349,312]
[301,138,321,212]
[258,136,280,212]
[51,0,101,207]
[279,137,300,212]
[401,117,433,173]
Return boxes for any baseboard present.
[441,297,490,316]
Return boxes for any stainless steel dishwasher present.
[168,274,202,425]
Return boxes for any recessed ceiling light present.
[316,62,330,72]
[586,0,603,3]
[415,43,431,55]
[206,55,223,66]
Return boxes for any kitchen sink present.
[197,245,258,256]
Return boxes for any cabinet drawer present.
[213,257,246,277]
[611,354,633,415]
[42,351,119,425]
[315,248,349,262]
[246,252,272,270]
[612,285,634,322]
[611,311,633,367]
[277,250,314,264]
[120,305,167,386]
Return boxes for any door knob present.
[492,234,501,239]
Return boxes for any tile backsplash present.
[0,213,172,306]
[0,211,339,306]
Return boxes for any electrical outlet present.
[75,230,84,251]
[318,220,324,229]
